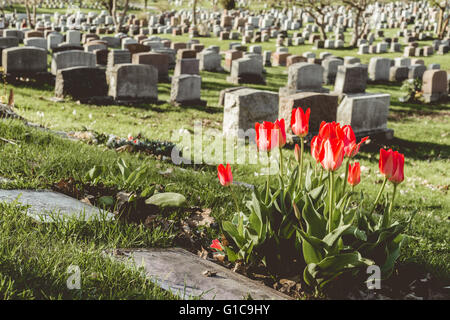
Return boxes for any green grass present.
[0,199,178,299]
[0,7,449,298]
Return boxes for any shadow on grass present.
[360,136,450,161]
[7,79,54,92]
[121,100,223,114]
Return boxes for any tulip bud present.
[294,143,301,162]
[217,163,233,186]
[348,162,361,186]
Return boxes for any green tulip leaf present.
[145,192,186,208]
[222,221,245,248]
[302,195,327,238]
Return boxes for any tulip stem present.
[370,176,388,215]
[314,161,317,178]
[279,147,284,177]
[297,138,304,191]
[342,158,350,194]
[265,151,271,204]
[319,167,323,183]
[383,184,397,228]
[328,170,334,232]
[230,186,240,213]
[345,185,355,210]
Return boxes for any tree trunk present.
[319,23,327,41]
[144,0,147,10]
[25,0,34,29]
[32,0,37,27]
[350,10,362,47]
[115,0,130,33]
[111,0,118,29]
[107,0,114,16]
[193,0,197,26]
[439,16,449,39]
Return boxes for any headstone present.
[334,64,368,95]
[280,62,329,97]
[108,64,158,102]
[279,92,339,135]
[224,50,243,72]
[272,52,291,66]
[408,64,427,79]
[368,58,391,82]
[394,57,411,67]
[51,50,96,75]
[286,55,307,67]
[344,56,360,65]
[55,66,108,102]
[422,70,448,103]
[0,37,20,49]
[173,58,199,77]
[222,88,278,137]
[124,43,150,56]
[107,49,131,70]
[322,58,344,85]
[94,49,109,66]
[170,74,206,106]
[47,33,63,50]
[337,93,393,139]
[389,66,409,82]
[67,30,81,44]
[24,37,47,50]
[2,47,47,75]
[132,52,170,82]
[227,57,265,85]
[198,49,223,72]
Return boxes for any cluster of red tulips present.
[215,106,405,249]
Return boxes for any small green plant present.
[400,78,423,103]
[86,158,152,194]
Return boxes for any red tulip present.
[275,118,286,148]
[255,121,279,152]
[320,138,345,171]
[379,149,405,185]
[311,135,323,163]
[348,162,361,186]
[379,149,395,178]
[291,107,310,138]
[342,125,368,158]
[389,152,405,185]
[218,163,233,186]
[318,121,345,141]
[210,239,224,251]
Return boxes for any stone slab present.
[117,248,291,300]
[0,189,113,222]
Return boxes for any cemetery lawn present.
[1,31,449,298]
[1,75,449,298]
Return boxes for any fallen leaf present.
[186,208,215,227]
[202,270,217,277]
[197,246,209,260]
